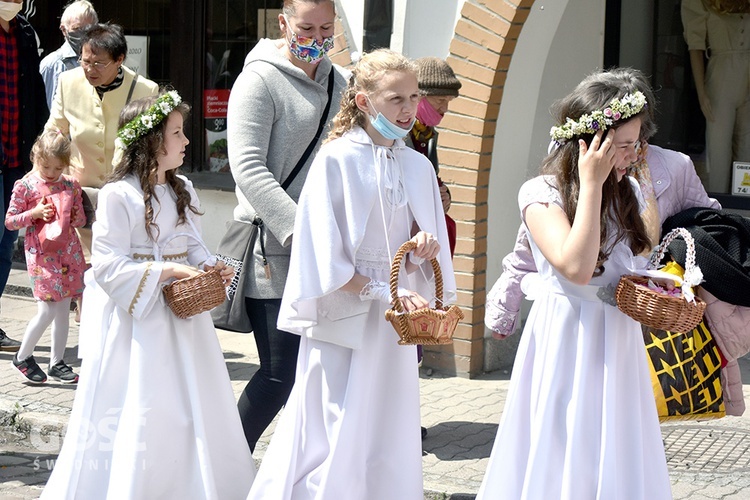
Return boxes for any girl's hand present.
[578,129,616,187]
[398,289,429,312]
[205,259,235,286]
[410,231,440,261]
[32,196,56,221]
[160,262,202,282]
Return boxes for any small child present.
[5,130,85,384]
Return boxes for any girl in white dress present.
[247,49,456,500]
[477,73,672,499]
[42,91,255,499]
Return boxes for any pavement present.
[1,267,750,499]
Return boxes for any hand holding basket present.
[384,240,463,345]
[156,231,227,319]
[615,228,706,332]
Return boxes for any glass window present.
[203,1,279,175]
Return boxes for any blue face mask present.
[366,97,415,141]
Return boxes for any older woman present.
[227,0,349,454]
[46,22,158,263]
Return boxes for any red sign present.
[204,89,230,119]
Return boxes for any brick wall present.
[422,0,535,377]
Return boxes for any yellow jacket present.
[46,65,159,188]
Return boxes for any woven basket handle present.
[649,227,697,274]
[388,240,444,314]
[152,217,211,263]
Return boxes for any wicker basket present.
[615,228,706,332]
[384,240,464,345]
[157,232,227,319]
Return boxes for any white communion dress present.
[477,176,672,500]
[42,176,255,499]
[247,127,456,500]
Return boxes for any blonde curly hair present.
[325,49,417,143]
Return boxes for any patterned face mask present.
[285,16,334,64]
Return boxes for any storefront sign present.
[205,89,231,172]
[732,162,750,196]
[125,35,149,77]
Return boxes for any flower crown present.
[550,91,647,143]
[116,91,182,149]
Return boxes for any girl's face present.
[157,111,189,183]
[36,156,66,182]
[611,117,642,182]
[358,70,420,146]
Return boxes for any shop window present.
[203,1,280,176]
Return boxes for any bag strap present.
[281,65,335,190]
[125,74,139,105]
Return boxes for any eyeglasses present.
[79,58,114,71]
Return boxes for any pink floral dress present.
[5,173,86,301]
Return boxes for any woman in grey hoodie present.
[226,0,348,454]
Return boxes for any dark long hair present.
[541,70,651,276]
[109,92,199,241]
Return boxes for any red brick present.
[442,159,491,180]
[455,271,488,292]
[454,220,489,239]
[462,1,513,38]
[454,19,507,57]
[451,254,487,274]
[437,131,486,154]
[450,184,489,205]
[450,38,501,68]
[450,203,489,223]
[447,55,500,87]
[440,113,494,137]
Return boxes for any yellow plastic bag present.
[642,321,725,422]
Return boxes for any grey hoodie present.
[227,38,349,299]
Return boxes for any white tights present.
[17,298,72,366]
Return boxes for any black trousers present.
[237,297,300,452]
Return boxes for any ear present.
[278,13,288,36]
[355,92,370,114]
[115,54,126,66]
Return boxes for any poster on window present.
[124,35,148,77]
[205,89,231,172]
[258,9,282,39]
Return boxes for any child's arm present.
[525,130,615,285]
[70,179,87,229]
[4,182,50,230]
[485,225,537,337]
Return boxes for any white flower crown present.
[116,91,182,149]
[550,91,647,143]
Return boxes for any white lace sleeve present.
[518,175,562,217]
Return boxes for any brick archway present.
[424,0,536,377]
